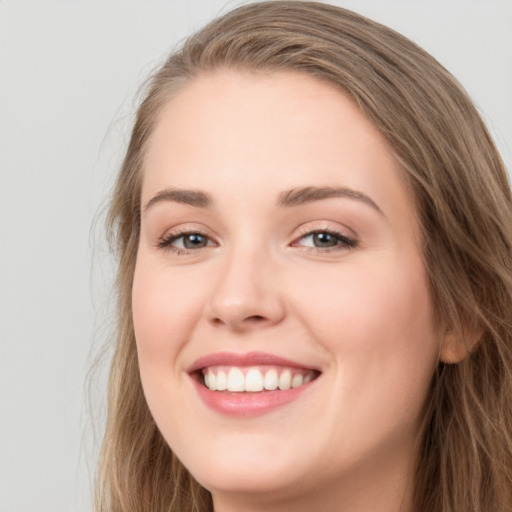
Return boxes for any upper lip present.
[187,351,320,373]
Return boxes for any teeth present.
[216,370,227,391]
[203,366,317,392]
[227,367,245,392]
[278,369,292,390]
[263,369,278,390]
[291,374,303,388]
[207,370,217,391]
[245,368,264,392]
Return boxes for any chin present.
[194,464,310,505]
[177,438,311,496]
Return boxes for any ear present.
[439,326,482,364]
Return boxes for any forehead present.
[141,69,416,232]
[144,70,385,174]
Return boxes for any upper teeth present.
[202,366,315,392]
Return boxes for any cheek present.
[132,260,205,371]
[131,259,208,440]
[299,257,436,341]
[293,254,439,412]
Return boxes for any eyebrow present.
[143,185,383,215]
[143,188,213,211]
[277,186,383,215]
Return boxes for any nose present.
[206,247,286,332]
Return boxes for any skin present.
[132,70,446,512]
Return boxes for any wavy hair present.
[96,2,512,511]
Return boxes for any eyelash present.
[157,230,214,255]
[292,228,357,254]
[156,228,357,255]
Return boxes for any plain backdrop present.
[0,1,511,511]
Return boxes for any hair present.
[96,2,512,511]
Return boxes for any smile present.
[202,365,317,392]
[188,352,321,416]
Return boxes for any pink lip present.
[187,351,318,373]
[187,351,319,417]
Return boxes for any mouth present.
[188,352,321,416]
[200,365,319,392]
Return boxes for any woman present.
[96,2,512,511]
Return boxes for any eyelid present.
[163,232,214,249]
[154,222,358,255]
[290,224,358,252]
[156,224,219,252]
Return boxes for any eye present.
[293,229,357,251]
[157,231,215,251]
[178,233,209,249]
[302,232,341,248]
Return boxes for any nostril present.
[246,315,266,323]
[209,314,268,329]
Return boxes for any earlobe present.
[439,327,482,364]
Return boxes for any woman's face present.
[133,70,442,510]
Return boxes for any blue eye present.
[295,230,356,250]
[305,232,340,248]
[180,233,209,249]
[158,231,212,251]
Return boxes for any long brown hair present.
[96,2,512,511]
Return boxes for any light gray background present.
[1,1,511,511]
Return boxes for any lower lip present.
[191,377,315,417]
